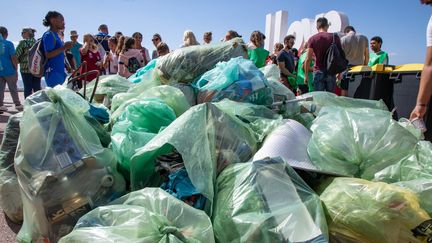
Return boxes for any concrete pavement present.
[0,91,24,243]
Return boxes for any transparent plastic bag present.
[130,103,261,214]
[259,64,280,83]
[155,38,248,84]
[111,85,190,123]
[320,178,432,243]
[195,57,273,106]
[213,99,283,141]
[59,188,215,243]
[374,141,432,183]
[0,113,23,223]
[213,158,328,243]
[298,91,388,115]
[308,107,418,179]
[15,87,126,242]
[82,75,132,103]
[111,98,177,181]
[394,179,432,216]
[128,59,157,84]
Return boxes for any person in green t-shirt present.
[368,36,389,66]
[247,31,269,68]
[296,42,314,94]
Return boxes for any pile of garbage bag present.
[15,87,126,242]
[2,37,432,243]
[129,101,281,213]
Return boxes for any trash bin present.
[347,64,396,117]
[390,63,432,141]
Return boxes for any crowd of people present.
[0,5,430,122]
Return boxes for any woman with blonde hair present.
[181,30,199,47]
[118,37,145,78]
[79,33,102,83]
[247,30,269,68]
[16,27,41,98]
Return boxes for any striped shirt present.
[15,38,36,73]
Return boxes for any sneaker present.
[0,106,8,112]
[15,105,23,111]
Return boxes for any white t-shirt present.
[427,15,432,47]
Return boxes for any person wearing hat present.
[16,27,41,98]
[151,33,162,59]
[70,30,82,69]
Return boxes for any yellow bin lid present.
[348,64,393,74]
[393,63,423,73]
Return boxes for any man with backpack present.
[304,17,345,93]
[41,11,73,87]
[0,26,23,112]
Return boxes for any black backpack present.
[127,57,141,74]
[325,33,348,75]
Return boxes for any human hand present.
[64,41,73,49]
[304,75,309,84]
[410,105,427,120]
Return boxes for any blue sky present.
[2,0,431,65]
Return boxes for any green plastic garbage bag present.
[59,188,215,243]
[15,87,126,242]
[374,141,432,183]
[111,98,177,181]
[213,99,283,142]
[155,37,248,84]
[130,103,260,214]
[213,158,328,243]
[320,178,432,243]
[195,57,273,106]
[259,64,280,83]
[0,113,23,223]
[82,74,132,103]
[128,59,157,84]
[111,85,190,123]
[298,91,388,116]
[308,107,418,179]
[394,179,432,216]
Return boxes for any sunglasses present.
[152,38,159,41]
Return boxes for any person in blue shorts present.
[42,11,73,87]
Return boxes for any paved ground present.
[0,92,24,243]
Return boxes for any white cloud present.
[388,52,398,57]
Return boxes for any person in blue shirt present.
[42,11,73,87]
[0,26,23,112]
[69,30,82,69]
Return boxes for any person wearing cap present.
[16,27,41,98]
[70,30,82,69]
[151,33,162,59]
[0,26,23,112]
